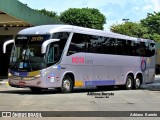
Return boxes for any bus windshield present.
[9,32,70,71]
[9,35,50,71]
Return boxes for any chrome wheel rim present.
[63,79,70,91]
[135,78,140,88]
[127,78,132,88]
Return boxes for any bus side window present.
[116,39,127,55]
[47,44,54,64]
[139,42,146,57]
[67,33,86,56]
[47,43,59,66]
[149,43,155,57]
[105,38,116,55]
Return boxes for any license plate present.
[19,81,26,86]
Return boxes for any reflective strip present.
[28,70,40,76]
[75,81,83,87]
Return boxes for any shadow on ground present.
[0,86,127,95]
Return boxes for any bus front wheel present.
[60,76,73,93]
[125,75,133,90]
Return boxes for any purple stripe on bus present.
[85,80,115,86]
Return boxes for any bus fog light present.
[35,74,41,78]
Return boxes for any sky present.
[19,0,160,31]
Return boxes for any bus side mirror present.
[41,39,60,54]
[3,39,14,53]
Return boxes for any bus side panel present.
[45,66,61,88]
[60,53,93,87]
[87,54,121,86]
[113,56,141,85]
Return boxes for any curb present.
[141,83,160,90]
[141,86,160,91]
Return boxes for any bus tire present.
[125,75,133,90]
[134,77,141,89]
[60,76,73,93]
[30,87,42,93]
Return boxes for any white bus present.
[3,25,155,93]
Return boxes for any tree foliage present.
[36,8,59,19]
[59,8,106,30]
[110,22,148,38]
[110,12,160,42]
[141,12,160,41]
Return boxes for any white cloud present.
[134,6,140,11]
[151,0,160,12]
[142,5,153,11]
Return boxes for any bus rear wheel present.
[125,75,133,90]
[60,76,73,93]
[134,77,141,89]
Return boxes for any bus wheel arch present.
[125,73,134,90]
[60,73,75,93]
[134,73,143,89]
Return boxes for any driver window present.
[47,46,54,63]
[47,43,59,66]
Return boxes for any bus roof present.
[18,24,154,42]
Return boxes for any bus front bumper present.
[8,77,45,88]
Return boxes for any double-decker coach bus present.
[3,25,155,93]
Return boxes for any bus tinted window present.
[149,43,155,57]
[89,36,104,54]
[116,39,127,55]
[68,33,155,57]
[104,37,116,54]
[126,40,138,56]
[68,33,86,55]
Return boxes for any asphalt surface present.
[0,76,160,120]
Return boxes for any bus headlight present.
[8,72,12,77]
[34,74,41,78]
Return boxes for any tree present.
[59,8,106,30]
[110,22,148,38]
[36,8,59,19]
[110,11,160,42]
[141,12,160,41]
[141,12,160,34]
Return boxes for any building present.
[0,0,61,78]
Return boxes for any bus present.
[3,25,155,93]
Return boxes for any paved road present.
[0,77,160,120]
